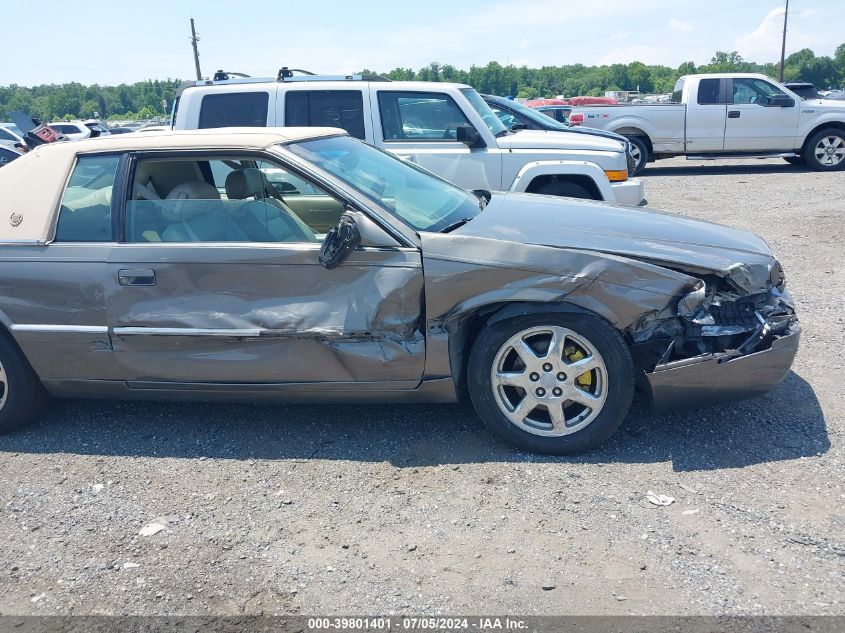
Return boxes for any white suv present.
[172,70,645,205]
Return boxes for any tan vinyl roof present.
[0,128,345,243]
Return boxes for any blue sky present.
[2,0,843,85]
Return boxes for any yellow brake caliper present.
[564,345,593,389]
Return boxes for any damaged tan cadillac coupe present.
[0,128,799,454]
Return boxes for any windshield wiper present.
[440,217,475,233]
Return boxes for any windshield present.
[283,135,481,232]
[459,88,508,136]
[493,97,569,130]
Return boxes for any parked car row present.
[0,69,819,454]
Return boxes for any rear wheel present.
[467,312,634,454]
[624,135,650,175]
[532,180,594,200]
[805,129,845,171]
[0,333,44,434]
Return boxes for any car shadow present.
[641,162,812,177]
[0,371,827,472]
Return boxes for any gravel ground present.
[0,157,842,617]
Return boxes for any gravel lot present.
[0,157,842,617]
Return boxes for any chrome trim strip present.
[10,324,108,334]
[112,327,263,337]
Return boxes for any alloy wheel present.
[814,135,845,167]
[490,325,608,437]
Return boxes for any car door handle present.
[728,110,741,118]
[118,269,156,286]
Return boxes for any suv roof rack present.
[213,70,252,81]
[276,67,390,83]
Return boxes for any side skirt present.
[40,377,460,404]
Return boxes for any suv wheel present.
[0,333,45,434]
[805,129,845,171]
[467,313,634,454]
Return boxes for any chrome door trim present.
[11,324,108,334]
[112,327,264,337]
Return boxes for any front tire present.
[805,129,845,171]
[467,312,634,454]
[625,135,650,175]
[0,332,45,434]
[532,180,594,200]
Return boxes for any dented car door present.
[105,243,425,387]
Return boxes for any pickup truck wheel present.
[625,136,649,175]
[805,130,845,171]
[533,181,593,200]
[467,313,634,455]
[0,333,45,434]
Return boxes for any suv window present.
[55,155,120,242]
[0,128,18,142]
[198,92,269,129]
[124,156,336,243]
[377,91,471,141]
[285,91,365,139]
[697,79,721,105]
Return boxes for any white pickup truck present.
[172,71,644,206]
[569,73,845,173]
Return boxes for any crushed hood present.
[453,193,777,292]
[496,129,626,153]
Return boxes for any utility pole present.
[190,18,202,81]
[779,0,789,82]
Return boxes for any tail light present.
[568,113,584,126]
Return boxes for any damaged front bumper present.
[646,312,800,411]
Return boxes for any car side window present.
[732,79,785,105]
[697,79,721,105]
[124,156,339,243]
[198,92,269,129]
[377,91,471,141]
[0,148,19,165]
[54,155,120,242]
[0,128,17,142]
[284,91,366,139]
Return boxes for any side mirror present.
[455,124,484,148]
[768,94,795,107]
[319,212,361,269]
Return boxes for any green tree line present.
[2,44,843,121]
[0,79,181,122]
[365,44,845,99]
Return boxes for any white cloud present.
[667,18,694,33]
[734,6,818,62]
